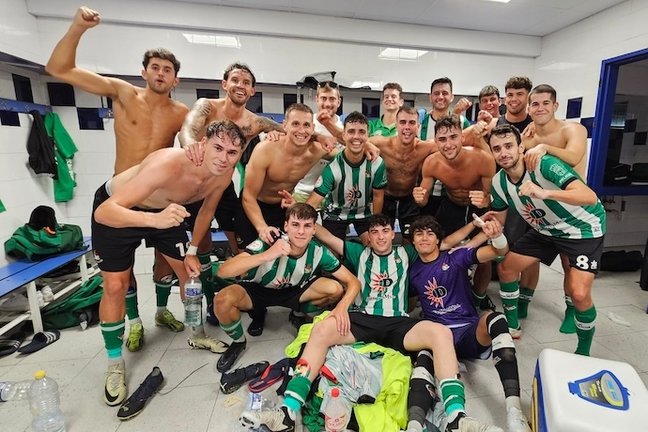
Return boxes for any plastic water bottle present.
[0,380,32,402]
[184,276,203,328]
[30,370,65,432]
[324,387,351,432]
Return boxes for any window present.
[283,94,297,111]
[247,92,263,113]
[0,110,20,127]
[47,82,76,106]
[404,99,415,108]
[196,88,219,99]
[362,98,380,118]
[12,74,33,103]
[77,108,104,130]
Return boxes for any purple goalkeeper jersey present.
[409,247,480,328]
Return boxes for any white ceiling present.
[164,0,626,37]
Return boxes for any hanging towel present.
[44,112,78,202]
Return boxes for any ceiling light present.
[350,81,381,89]
[482,0,512,3]
[182,33,241,48]
[379,48,428,61]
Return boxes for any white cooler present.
[531,348,648,431]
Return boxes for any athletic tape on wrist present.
[186,245,198,255]
[491,234,508,250]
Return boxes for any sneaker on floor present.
[187,334,228,353]
[117,366,164,420]
[506,406,532,432]
[126,323,144,352]
[220,360,269,394]
[446,413,503,432]
[288,310,310,330]
[247,308,267,337]
[217,341,247,373]
[509,326,522,339]
[104,360,127,406]
[240,406,295,432]
[155,310,185,332]
[479,294,497,312]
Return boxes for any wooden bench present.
[0,239,98,335]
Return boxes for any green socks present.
[575,306,597,356]
[440,378,466,418]
[560,296,577,334]
[284,374,311,410]
[155,277,172,309]
[101,320,125,360]
[517,287,535,319]
[499,280,520,330]
[125,286,141,324]
[220,319,245,343]
[198,252,216,305]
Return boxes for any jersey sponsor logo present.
[424,277,447,308]
[345,186,362,205]
[371,272,393,292]
[272,276,292,290]
[522,202,548,227]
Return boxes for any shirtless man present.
[237,103,335,334]
[179,62,283,325]
[45,6,189,351]
[92,121,244,406]
[515,84,590,331]
[369,106,438,237]
[413,115,496,306]
[368,82,405,137]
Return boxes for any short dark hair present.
[505,76,532,93]
[223,62,256,87]
[430,77,453,93]
[383,82,403,96]
[488,124,522,146]
[285,103,313,118]
[205,120,246,149]
[396,106,419,119]
[479,85,500,100]
[529,84,557,103]
[285,203,318,222]
[344,111,368,127]
[367,213,394,230]
[142,49,180,75]
[434,114,462,135]
[410,215,445,240]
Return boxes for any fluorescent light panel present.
[182,32,241,48]
[379,47,428,61]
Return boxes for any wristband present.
[491,234,508,250]
[186,244,198,256]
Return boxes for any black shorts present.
[435,197,487,236]
[383,194,420,237]
[349,312,421,354]
[511,229,604,274]
[215,181,241,232]
[322,218,371,240]
[236,194,286,248]
[503,210,531,247]
[91,184,187,272]
[239,279,316,312]
[451,318,491,360]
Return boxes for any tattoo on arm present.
[255,116,284,133]
[180,99,212,146]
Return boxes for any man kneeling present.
[214,203,360,372]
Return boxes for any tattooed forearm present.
[179,98,212,147]
[255,115,284,134]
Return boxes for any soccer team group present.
[44,6,606,432]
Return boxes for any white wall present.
[0,0,42,63]
[533,0,648,248]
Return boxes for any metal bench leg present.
[26,281,44,333]
[80,254,89,281]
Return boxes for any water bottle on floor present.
[0,380,32,402]
[184,276,203,328]
[324,387,351,432]
[30,370,65,432]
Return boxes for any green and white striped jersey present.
[491,155,606,239]
[243,238,341,289]
[343,241,418,317]
[314,152,387,221]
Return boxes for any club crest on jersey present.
[248,239,264,252]
[425,277,447,308]
[442,263,449,271]
[371,272,393,292]
[304,264,312,273]
[315,176,323,189]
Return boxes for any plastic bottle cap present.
[34,370,46,380]
[331,387,340,397]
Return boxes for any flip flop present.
[248,358,290,393]
[0,330,26,357]
[17,330,60,354]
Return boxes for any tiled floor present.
[1,265,648,431]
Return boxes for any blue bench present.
[0,238,97,335]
